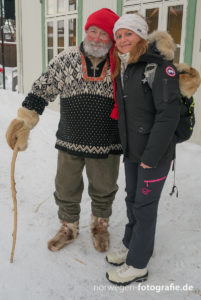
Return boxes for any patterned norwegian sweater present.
[22,44,122,158]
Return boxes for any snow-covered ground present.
[0,90,201,300]
[0,66,17,91]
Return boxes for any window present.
[123,0,141,4]
[57,20,64,53]
[146,8,159,33]
[45,0,78,64]
[47,0,54,15]
[126,10,139,14]
[57,0,65,13]
[123,0,187,63]
[69,0,76,11]
[47,21,54,61]
[167,5,183,63]
[68,19,76,46]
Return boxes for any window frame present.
[162,0,187,63]
[45,0,78,64]
[122,0,187,63]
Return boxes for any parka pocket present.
[136,123,152,135]
[144,176,167,188]
[162,77,180,103]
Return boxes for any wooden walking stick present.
[10,144,19,263]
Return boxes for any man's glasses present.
[87,28,110,41]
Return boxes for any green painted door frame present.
[40,0,46,71]
[184,0,197,65]
[117,0,123,16]
[78,0,83,45]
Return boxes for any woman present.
[106,14,181,285]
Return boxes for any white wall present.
[191,0,201,145]
[16,0,42,95]
[82,0,117,38]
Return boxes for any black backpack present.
[143,63,195,143]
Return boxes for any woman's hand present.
[140,162,152,169]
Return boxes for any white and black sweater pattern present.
[22,46,122,158]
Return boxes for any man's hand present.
[6,119,30,151]
[6,107,39,151]
[140,162,152,169]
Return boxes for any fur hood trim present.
[175,63,201,98]
[148,31,176,61]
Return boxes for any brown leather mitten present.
[6,107,39,151]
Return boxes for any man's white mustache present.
[89,41,105,48]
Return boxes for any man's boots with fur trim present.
[48,220,79,251]
[91,214,109,252]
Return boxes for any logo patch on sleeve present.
[165,66,176,77]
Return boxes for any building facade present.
[15,0,201,145]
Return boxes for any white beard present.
[83,38,112,58]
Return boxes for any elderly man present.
[6,8,122,252]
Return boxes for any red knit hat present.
[85,8,119,42]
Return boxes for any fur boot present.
[91,214,109,252]
[48,220,79,251]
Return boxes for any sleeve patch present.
[165,66,176,77]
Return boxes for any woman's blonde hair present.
[112,38,148,78]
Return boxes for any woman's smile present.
[115,28,141,53]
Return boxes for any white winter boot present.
[106,243,128,266]
[48,220,79,251]
[106,263,148,286]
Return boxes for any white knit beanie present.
[113,14,148,40]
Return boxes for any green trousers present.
[54,151,120,223]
